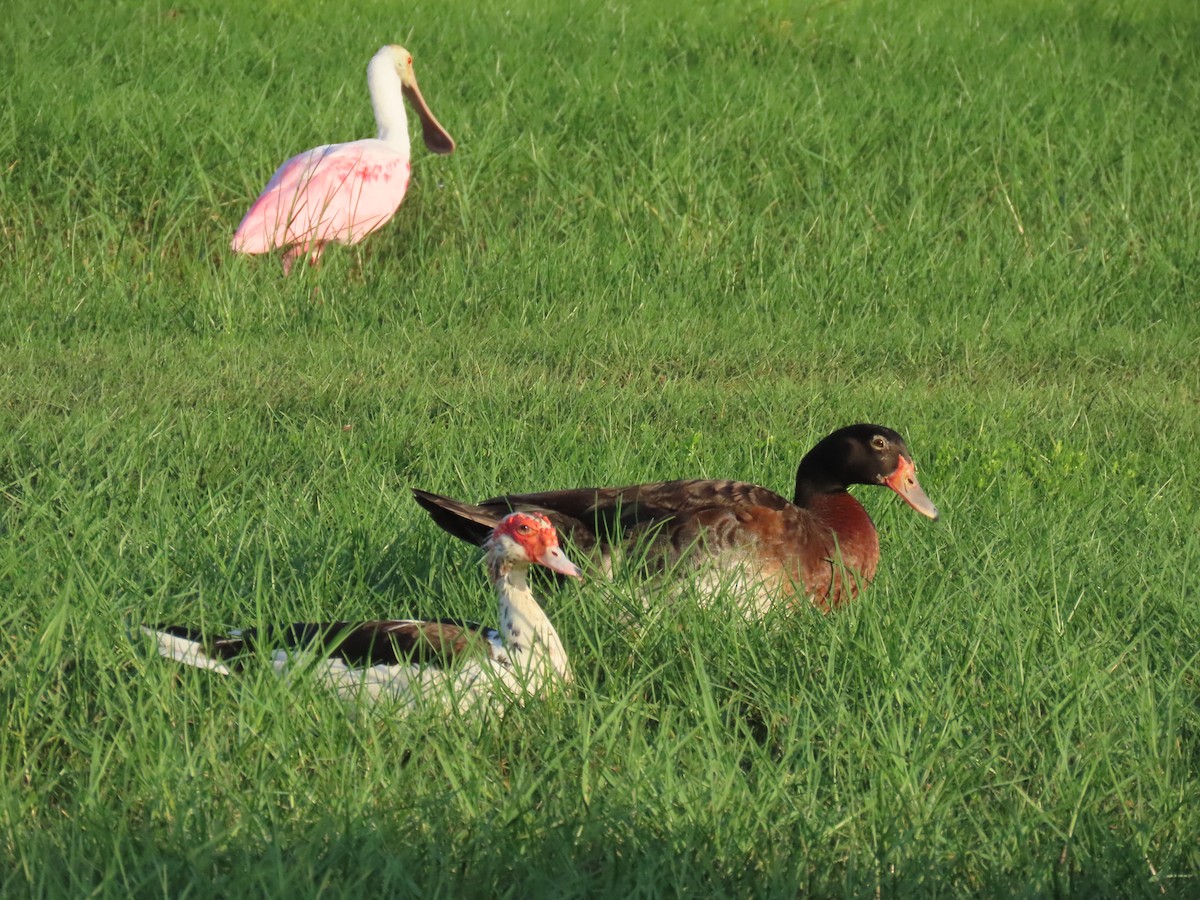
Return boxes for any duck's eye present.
[871,435,887,451]
[517,524,532,534]
[407,57,413,67]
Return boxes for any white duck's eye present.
[517,523,532,534]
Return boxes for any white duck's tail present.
[141,626,239,676]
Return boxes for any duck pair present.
[144,424,937,711]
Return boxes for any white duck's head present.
[484,512,582,580]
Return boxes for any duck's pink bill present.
[883,455,939,520]
[538,545,583,579]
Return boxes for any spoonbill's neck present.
[367,52,410,152]
[492,561,572,687]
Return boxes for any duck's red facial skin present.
[881,455,939,520]
[495,512,583,579]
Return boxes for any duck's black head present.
[794,424,939,520]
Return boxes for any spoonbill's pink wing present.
[231,140,412,254]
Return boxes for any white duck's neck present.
[367,50,410,153]
[491,561,572,686]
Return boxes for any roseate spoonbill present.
[413,425,938,615]
[231,44,455,274]
[141,513,581,712]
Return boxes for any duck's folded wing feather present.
[247,620,498,668]
[414,481,797,566]
[146,620,499,671]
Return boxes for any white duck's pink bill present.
[538,545,583,579]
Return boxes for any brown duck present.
[413,424,938,613]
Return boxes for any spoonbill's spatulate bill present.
[231,44,455,274]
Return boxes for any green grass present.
[3,0,1199,895]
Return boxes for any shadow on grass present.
[4,800,1185,899]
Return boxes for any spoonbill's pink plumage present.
[231,44,455,274]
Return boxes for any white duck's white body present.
[143,513,579,713]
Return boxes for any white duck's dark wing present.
[255,620,499,668]
[144,619,501,674]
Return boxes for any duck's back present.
[415,480,879,606]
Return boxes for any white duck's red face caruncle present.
[490,512,582,579]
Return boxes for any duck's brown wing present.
[414,480,794,566]
[411,488,506,545]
